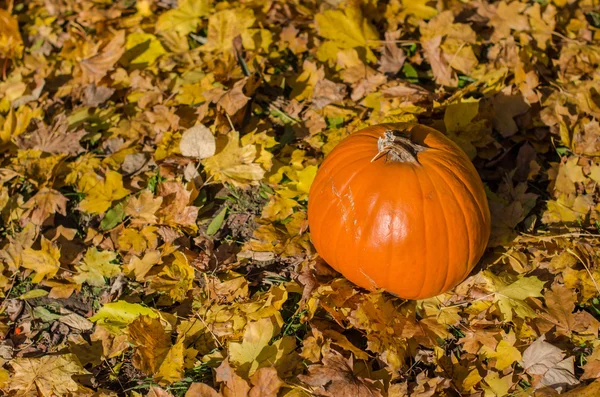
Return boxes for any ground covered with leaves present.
[2,0,600,396]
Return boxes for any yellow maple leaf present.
[399,0,438,21]
[124,250,162,282]
[129,315,184,384]
[1,105,42,144]
[8,354,91,396]
[117,226,158,255]
[290,60,325,102]
[262,191,298,222]
[0,9,24,60]
[480,339,522,371]
[125,190,163,224]
[150,252,194,302]
[203,8,255,52]
[314,3,379,63]
[78,170,130,214]
[154,130,182,161]
[122,32,167,67]
[156,0,210,35]
[229,316,282,377]
[203,130,265,187]
[73,247,120,287]
[21,237,61,283]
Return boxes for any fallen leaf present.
[8,354,90,396]
[77,170,130,214]
[521,335,579,390]
[21,237,61,284]
[298,350,384,396]
[215,358,251,397]
[80,31,126,84]
[249,367,284,397]
[73,247,120,287]
[156,0,210,35]
[180,124,217,159]
[202,130,265,187]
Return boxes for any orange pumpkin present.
[308,123,491,299]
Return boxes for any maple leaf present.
[229,316,298,377]
[0,9,23,59]
[299,350,384,396]
[215,358,251,397]
[125,190,163,225]
[538,285,579,336]
[80,31,126,84]
[122,32,167,67]
[150,252,195,302]
[315,3,379,63]
[482,271,545,322]
[123,250,161,282]
[204,78,251,116]
[582,348,600,380]
[477,1,530,41]
[482,371,512,397]
[129,315,184,384]
[20,188,68,226]
[156,181,199,229]
[17,116,85,156]
[156,0,210,35]
[90,300,162,334]
[249,367,284,397]
[8,354,91,396]
[77,170,130,214]
[185,383,222,397]
[202,130,266,187]
[290,60,325,101]
[399,0,438,21]
[521,335,579,390]
[21,237,61,284]
[203,8,255,52]
[73,247,120,287]
[480,339,521,371]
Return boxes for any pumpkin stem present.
[372,130,426,164]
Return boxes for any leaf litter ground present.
[2,0,600,396]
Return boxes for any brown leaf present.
[215,359,250,397]
[156,181,199,228]
[82,84,115,107]
[491,90,529,137]
[249,367,283,397]
[129,316,172,375]
[541,285,577,336]
[312,79,347,109]
[204,78,250,116]
[421,35,455,87]
[20,188,68,226]
[582,348,600,380]
[186,383,223,397]
[80,30,126,84]
[17,116,85,156]
[298,350,383,397]
[379,32,406,74]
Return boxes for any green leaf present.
[33,306,62,322]
[18,289,49,300]
[207,206,227,236]
[100,201,126,231]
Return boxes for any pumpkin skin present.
[307,123,491,300]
